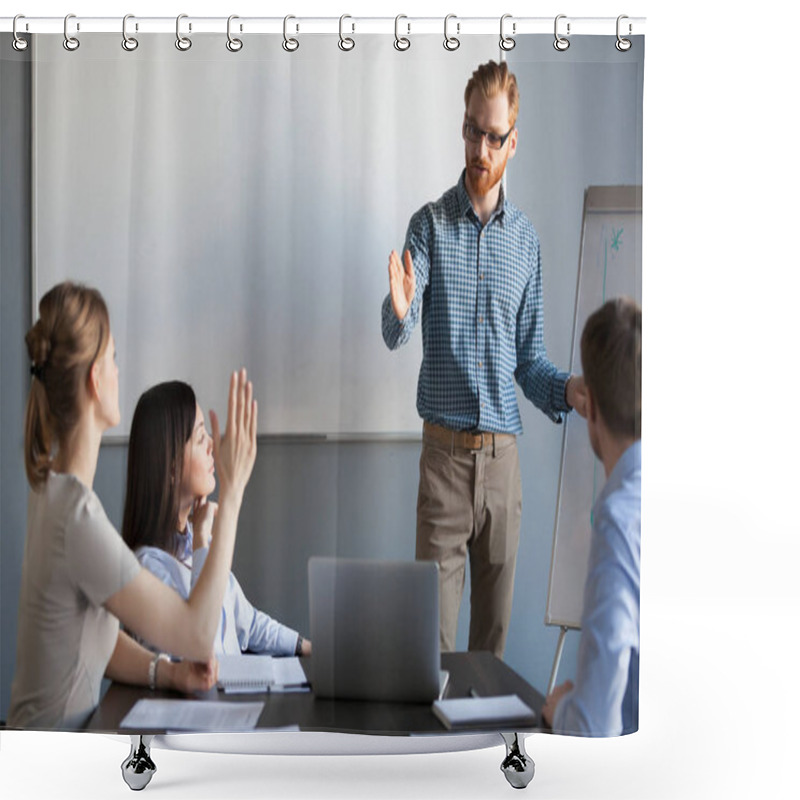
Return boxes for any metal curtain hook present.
[12,14,29,52]
[63,13,80,51]
[283,15,299,52]
[554,14,570,51]
[339,14,355,51]
[443,14,460,51]
[394,14,410,51]
[176,13,192,51]
[226,15,243,52]
[500,14,516,51]
[616,14,632,51]
[122,14,139,51]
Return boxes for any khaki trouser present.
[416,422,522,658]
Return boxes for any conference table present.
[86,651,546,790]
[88,651,543,734]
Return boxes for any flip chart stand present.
[547,626,572,695]
[120,732,535,790]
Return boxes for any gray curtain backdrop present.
[32,33,499,436]
[0,31,643,722]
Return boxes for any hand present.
[541,680,574,728]
[566,375,588,418]
[190,497,218,550]
[388,249,415,321]
[209,369,258,502]
[167,657,219,694]
[301,638,312,657]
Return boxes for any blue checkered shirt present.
[382,171,570,434]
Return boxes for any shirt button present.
[479,316,484,323]
[478,361,483,368]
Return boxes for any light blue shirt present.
[135,523,299,657]
[552,440,641,736]
[381,171,570,434]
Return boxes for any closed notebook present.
[217,655,273,691]
[217,655,309,693]
[432,694,536,730]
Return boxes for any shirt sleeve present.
[551,512,640,737]
[514,237,571,422]
[65,491,140,607]
[227,572,299,656]
[381,208,431,350]
[137,548,189,599]
[191,547,298,655]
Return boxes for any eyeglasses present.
[462,120,514,150]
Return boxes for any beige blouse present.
[9,472,140,729]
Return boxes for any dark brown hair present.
[24,282,110,489]
[580,297,642,440]
[464,60,520,128]
[122,381,197,557]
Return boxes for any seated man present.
[542,296,641,736]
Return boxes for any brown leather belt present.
[423,421,515,452]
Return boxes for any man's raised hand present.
[388,249,416,321]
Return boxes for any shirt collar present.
[456,169,507,226]
[593,439,642,512]
[176,521,193,562]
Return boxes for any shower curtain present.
[1,16,644,742]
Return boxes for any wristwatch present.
[294,635,305,656]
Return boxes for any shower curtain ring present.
[176,14,192,51]
[500,14,516,51]
[339,14,355,51]
[554,15,570,51]
[226,15,243,52]
[394,15,410,51]
[443,14,460,51]
[615,15,632,51]
[122,14,139,51]
[12,15,29,52]
[63,14,80,51]
[283,15,299,52]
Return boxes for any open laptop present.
[308,557,443,703]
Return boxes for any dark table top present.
[86,651,545,736]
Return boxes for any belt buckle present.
[468,431,484,452]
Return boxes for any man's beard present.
[466,153,508,197]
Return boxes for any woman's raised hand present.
[209,369,257,503]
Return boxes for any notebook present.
[217,654,309,693]
[308,557,442,703]
[432,694,537,730]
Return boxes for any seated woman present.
[9,281,257,729]
[122,381,311,658]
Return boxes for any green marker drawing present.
[611,227,623,252]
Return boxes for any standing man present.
[382,61,586,658]
[542,297,641,736]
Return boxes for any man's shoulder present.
[592,471,641,574]
[410,182,461,224]
[502,198,539,241]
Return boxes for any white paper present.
[120,699,264,731]
[272,657,309,688]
